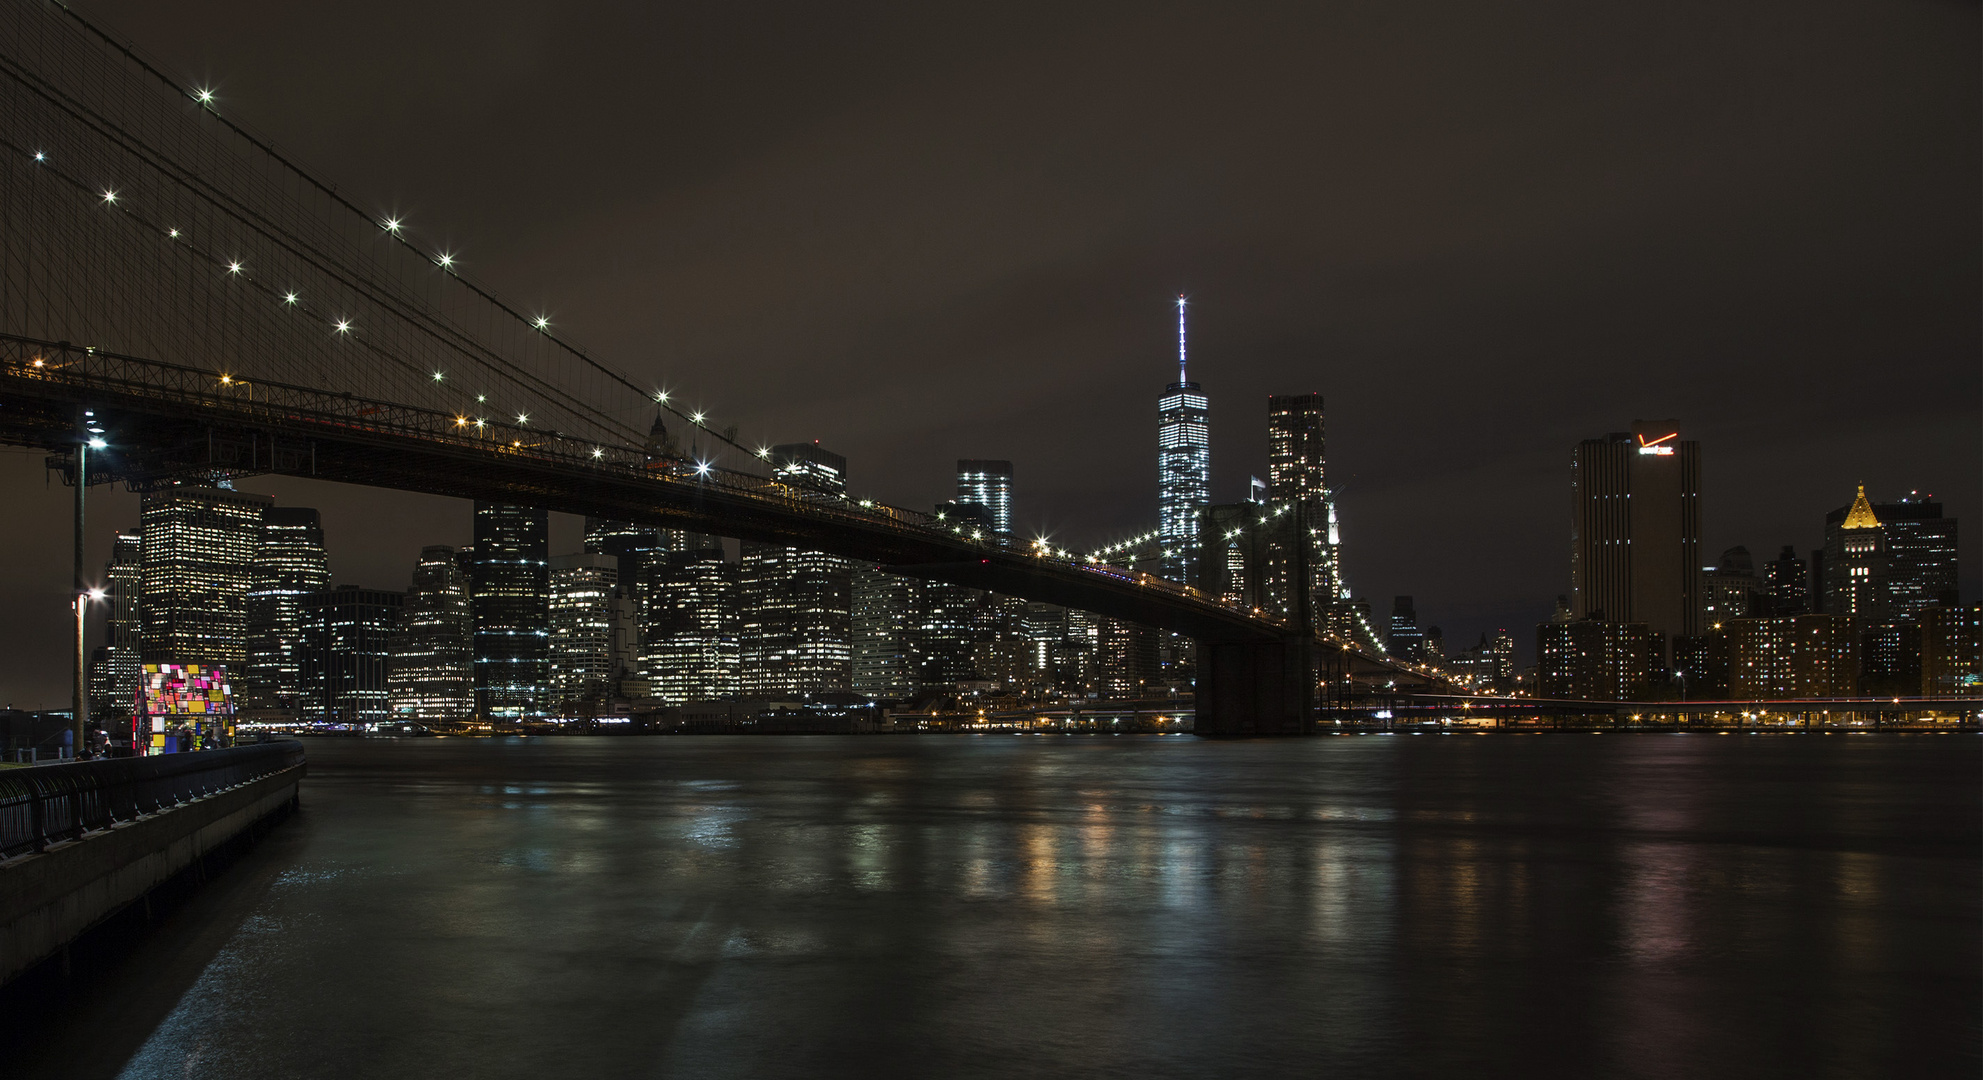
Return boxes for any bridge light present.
[382,217,402,233]
[432,371,444,381]
[591,448,604,459]
[655,391,669,403]
[87,586,107,601]
[476,394,486,403]
[436,253,455,269]
[515,413,528,425]
[694,460,711,476]
[755,446,770,459]
[102,189,118,204]
[533,316,550,330]
[690,411,704,424]
[454,416,467,426]
[227,261,242,274]
[33,151,44,162]
[195,87,214,104]
[87,437,106,450]
[474,418,485,429]
[334,318,351,333]
[283,291,297,304]
[168,228,179,238]
[219,374,232,384]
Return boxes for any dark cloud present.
[2,0,1975,704]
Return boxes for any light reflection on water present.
[104,734,1977,1080]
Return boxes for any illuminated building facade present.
[1569,421,1703,662]
[98,530,143,723]
[389,545,473,722]
[1920,605,1982,697]
[1764,545,1810,616]
[1388,596,1425,661]
[471,503,550,721]
[1158,298,1210,584]
[956,460,1014,538]
[853,567,919,699]
[301,586,401,725]
[139,483,273,670]
[1726,614,1859,699]
[244,507,330,711]
[645,547,741,704]
[1537,618,1656,700]
[1702,546,1759,624]
[740,443,854,697]
[1821,486,1889,619]
[549,553,620,708]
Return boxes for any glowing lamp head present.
[87,437,107,450]
[87,587,107,601]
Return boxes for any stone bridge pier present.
[1192,634,1316,737]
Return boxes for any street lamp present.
[72,414,107,757]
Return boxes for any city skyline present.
[0,0,1975,706]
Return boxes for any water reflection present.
[80,734,1979,1080]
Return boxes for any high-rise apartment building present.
[471,503,550,721]
[645,547,741,704]
[956,460,1014,539]
[389,545,474,723]
[300,585,401,725]
[1920,605,1981,697]
[244,507,330,711]
[1537,619,1656,700]
[548,553,620,709]
[1158,298,1210,584]
[139,483,274,670]
[1569,421,1702,661]
[1726,614,1859,699]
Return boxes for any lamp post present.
[71,413,107,758]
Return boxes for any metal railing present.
[0,740,305,860]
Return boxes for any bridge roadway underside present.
[2,373,1318,735]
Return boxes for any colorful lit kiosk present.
[136,663,235,753]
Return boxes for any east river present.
[23,733,1980,1078]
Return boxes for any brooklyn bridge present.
[0,1,1455,737]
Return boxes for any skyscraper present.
[244,507,330,711]
[956,460,1014,539]
[100,530,143,722]
[389,545,474,723]
[1158,297,1210,584]
[1764,545,1810,616]
[1702,546,1759,625]
[139,483,273,670]
[548,553,620,710]
[1569,421,1703,661]
[1821,486,1888,619]
[740,443,854,697]
[471,503,550,721]
[852,567,919,699]
[1387,596,1425,661]
[645,547,741,704]
[301,585,401,726]
[1262,393,1338,631]
[1865,493,1958,613]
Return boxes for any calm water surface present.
[42,734,1983,1077]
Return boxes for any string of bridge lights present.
[55,58,771,469]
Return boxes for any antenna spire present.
[1176,294,1188,383]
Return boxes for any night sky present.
[1,0,1976,706]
